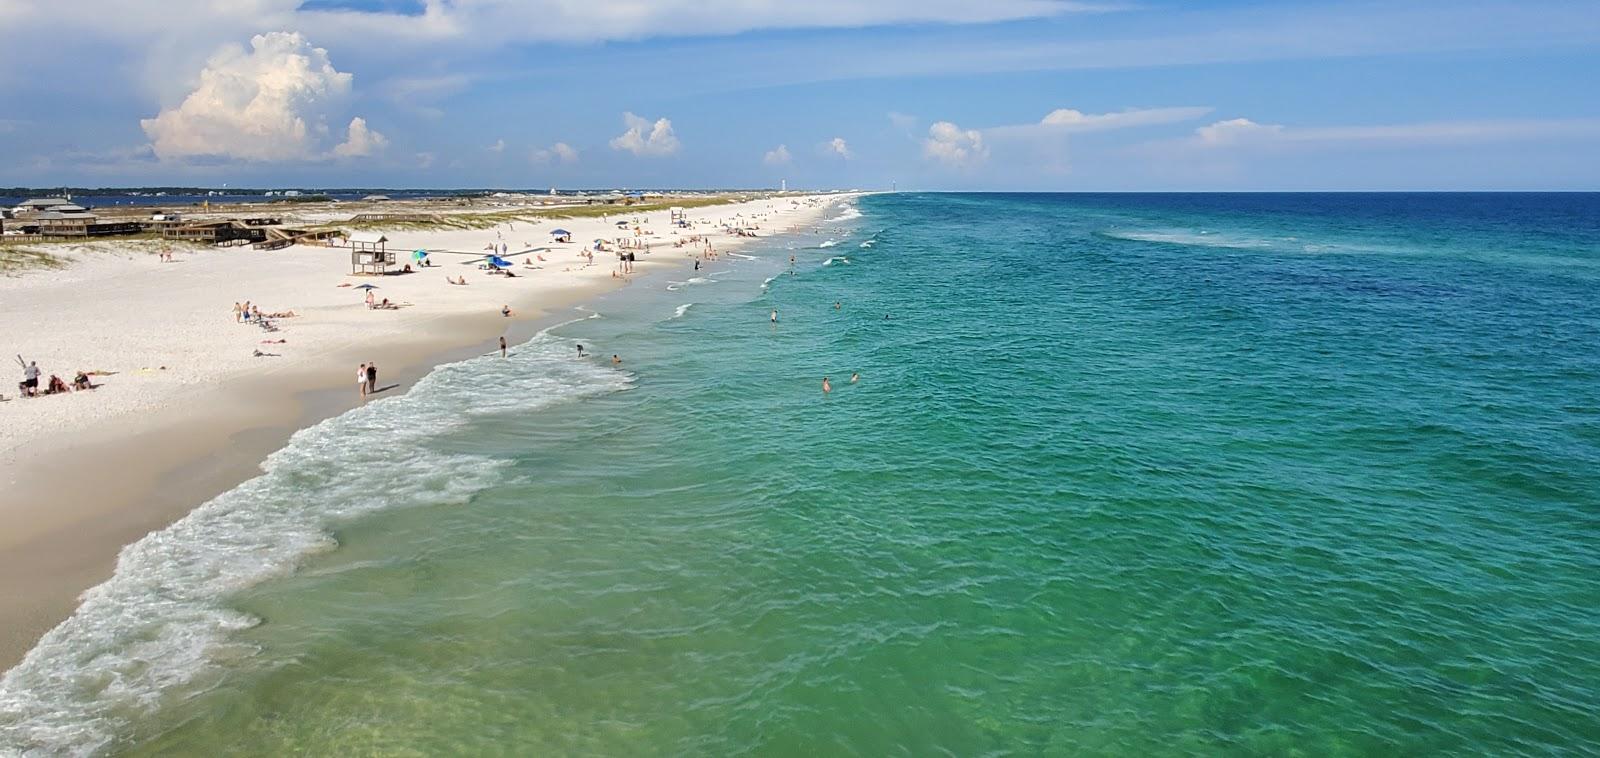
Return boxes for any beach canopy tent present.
[549,228,572,242]
[487,256,512,268]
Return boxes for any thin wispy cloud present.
[1182,117,1600,149]
[530,142,579,164]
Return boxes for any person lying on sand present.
[46,375,70,394]
[73,371,97,391]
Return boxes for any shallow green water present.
[4,193,1598,755]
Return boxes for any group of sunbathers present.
[233,301,297,323]
[13,359,96,399]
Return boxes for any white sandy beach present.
[0,191,850,666]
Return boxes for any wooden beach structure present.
[348,231,395,274]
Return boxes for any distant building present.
[12,197,73,213]
[26,210,140,237]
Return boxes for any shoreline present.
[0,193,854,670]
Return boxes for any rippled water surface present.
[5,193,1599,755]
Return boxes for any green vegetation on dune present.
[0,247,68,274]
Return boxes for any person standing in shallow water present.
[499,336,507,358]
[770,309,778,323]
[822,376,832,393]
[357,363,368,400]
[366,362,378,394]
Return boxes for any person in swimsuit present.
[770,309,778,323]
[366,362,378,394]
[822,376,832,393]
[577,344,585,357]
[358,364,367,399]
[500,336,508,357]
[850,372,859,383]
[612,354,621,366]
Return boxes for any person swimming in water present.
[770,309,778,323]
[612,354,621,365]
[850,372,859,383]
[822,376,832,393]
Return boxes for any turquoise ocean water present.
[2,193,1598,755]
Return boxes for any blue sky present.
[0,0,1597,190]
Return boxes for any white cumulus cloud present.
[763,144,793,166]
[610,112,680,156]
[140,31,379,161]
[922,121,989,167]
[487,138,506,153]
[333,117,388,157]
[531,141,579,164]
[822,137,852,159]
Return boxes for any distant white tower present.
[781,179,787,192]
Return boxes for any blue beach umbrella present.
[487,256,512,268]
[412,249,428,261]
[549,228,571,236]
[353,284,380,291]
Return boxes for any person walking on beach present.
[233,302,244,322]
[366,362,378,394]
[358,363,368,400]
[499,336,508,358]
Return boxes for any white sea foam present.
[859,240,875,248]
[818,240,839,249]
[826,206,863,223]
[671,303,693,320]
[822,256,850,266]
[1099,229,1277,251]
[0,332,631,756]
[726,252,757,261]
[760,276,776,290]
